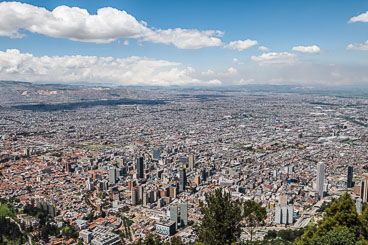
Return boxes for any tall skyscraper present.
[109,167,116,185]
[136,157,144,179]
[347,166,353,188]
[152,148,161,160]
[316,162,325,199]
[281,206,288,224]
[180,202,188,226]
[361,174,368,203]
[201,168,207,182]
[274,205,293,224]
[274,205,281,224]
[188,154,195,170]
[356,197,363,215]
[170,205,178,229]
[131,188,137,206]
[179,168,187,192]
[287,205,294,224]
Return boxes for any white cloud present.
[251,52,297,65]
[227,67,237,75]
[143,29,223,49]
[0,2,223,49]
[235,78,255,85]
[207,79,222,85]
[218,67,238,76]
[0,49,218,86]
[201,69,215,76]
[292,45,320,54]
[225,39,258,51]
[233,58,239,63]
[349,11,368,23]
[123,40,129,45]
[346,40,368,51]
[258,46,269,51]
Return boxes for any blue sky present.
[0,0,367,86]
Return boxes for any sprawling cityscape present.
[1,81,367,244]
[1,0,368,244]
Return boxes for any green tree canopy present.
[194,188,242,245]
[312,228,356,245]
[295,193,368,245]
[243,200,267,241]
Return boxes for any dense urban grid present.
[1,82,368,244]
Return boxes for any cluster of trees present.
[194,188,266,245]
[295,192,368,245]
[264,229,306,244]
[0,217,27,244]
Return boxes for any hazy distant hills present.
[1,80,367,109]
[0,81,146,107]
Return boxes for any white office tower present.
[356,198,363,215]
[274,205,294,225]
[287,205,294,224]
[275,205,282,224]
[316,162,325,199]
[281,206,288,224]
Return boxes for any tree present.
[243,200,266,241]
[312,228,356,245]
[194,188,242,245]
[295,192,368,245]
[315,193,361,240]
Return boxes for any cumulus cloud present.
[349,11,368,23]
[217,67,238,77]
[0,2,222,49]
[0,49,218,86]
[258,46,269,51]
[251,52,297,65]
[143,29,223,49]
[201,69,215,76]
[292,45,320,54]
[346,40,368,51]
[224,39,258,51]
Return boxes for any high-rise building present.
[347,166,354,188]
[131,188,137,206]
[274,205,293,224]
[136,157,144,179]
[48,202,56,217]
[316,162,325,199]
[188,155,195,170]
[109,167,116,185]
[274,205,282,224]
[170,205,178,229]
[287,205,294,224]
[138,185,144,201]
[179,168,187,192]
[356,197,363,215]
[360,174,368,203]
[194,175,201,186]
[201,169,207,182]
[281,206,288,224]
[180,202,188,226]
[152,148,161,160]
[143,192,148,206]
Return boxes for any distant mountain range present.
[1,80,367,108]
